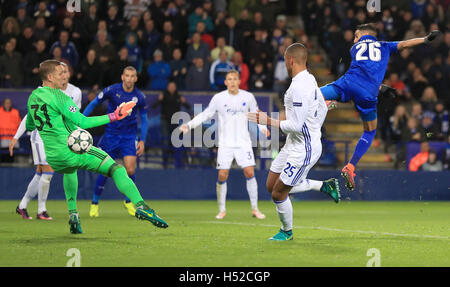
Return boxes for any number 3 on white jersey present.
[355,42,381,61]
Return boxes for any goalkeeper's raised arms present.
[108,101,136,122]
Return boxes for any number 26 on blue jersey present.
[355,42,381,62]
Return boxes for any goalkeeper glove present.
[108,101,136,122]
[424,30,441,43]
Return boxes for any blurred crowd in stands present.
[0,0,448,171]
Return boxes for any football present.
[67,129,93,154]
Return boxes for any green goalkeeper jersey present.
[26,86,110,163]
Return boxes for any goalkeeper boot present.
[341,163,356,191]
[16,206,32,219]
[123,200,136,217]
[135,205,168,228]
[269,229,293,241]
[320,178,341,203]
[89,203,99,218]
[69,213,82,234]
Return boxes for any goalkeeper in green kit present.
[26,59,168,234]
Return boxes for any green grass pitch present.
[0,200,449,267]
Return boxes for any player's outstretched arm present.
[82,97,100,116]
[180,96,218,134]
[397,30,441,50]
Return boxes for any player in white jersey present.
[180,70,269,219]
[9,62,82,220]
[248,43,341,241]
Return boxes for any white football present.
[67,129,93,154]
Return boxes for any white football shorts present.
[270,141,322,186]
[216,146,256,170]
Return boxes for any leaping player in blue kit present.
[83,66,149,217]
[321,24,440,191]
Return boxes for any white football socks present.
[274,196,293,231]
[246,176,258,210]
[216,181,227,212]
[19,173,41,209]
[38,172,53,213]
[289,179,323,194]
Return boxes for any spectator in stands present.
[188,5,214,37]
[90,30,117,71]
[0,98,21,162]
[275,15,288,37]
[408,141,430,172]
[33,16,51,45]
[235,9,252,43]
[152,81,191,168]
[17,26,35,56]
[158,33,177,62]
[51,46,73,77]
[16,6,34,32]
[76,49,103,91]
[421,111,441,141]
[433,102,449,140]
[82,3,99,42]
[106,4,125,47]
[220,16,241,50]
[421,149,443,171]
[147,49,171,91]
[246,28,272,71]
[196,21,215,50]
[149,0,166,32]
[23,39,49,87]
[120,16,143,48]
[0,40,23,87]
[142,19,161,62]
[50,30,79,68]
[125,32,143,73]
[272,45,289,99]
[420,86,438,112]
[105,47,130,87]
[211,37,234,61]
[252,11,269,32]
[249,61,271,91]
[169,48,188,90]
[389,72,407,96]
[390,105,409,146]
[81,90,106,145]
[185,57,210,91]
[445,135,450,170]
[1,17,20,45]
[231,51,249,90]
[162,20,181,48]
[185,32,210,65]
[209,50,234,90]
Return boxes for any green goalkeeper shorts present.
[46,146,119,176]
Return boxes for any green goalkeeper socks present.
[111,166,144,205]
[63,172,78,213]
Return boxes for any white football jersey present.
[187,89,265,148]
[15,83,83,144]
[280,69,327,148]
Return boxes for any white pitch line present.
[202,221,450,240]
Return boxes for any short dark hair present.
[39,60,62,81]
[356,23,377,35]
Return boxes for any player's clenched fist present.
[108,101,136,122]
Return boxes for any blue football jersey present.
[97,83,148,135]
[343,35,398,99]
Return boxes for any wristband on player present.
[108,101,136,122]
[424,30,441,43]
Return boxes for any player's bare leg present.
[268,175,293,241]
[216,169,229,219]
[123,155,138,216]
[243,166,265,219]
[343,119,377,191]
